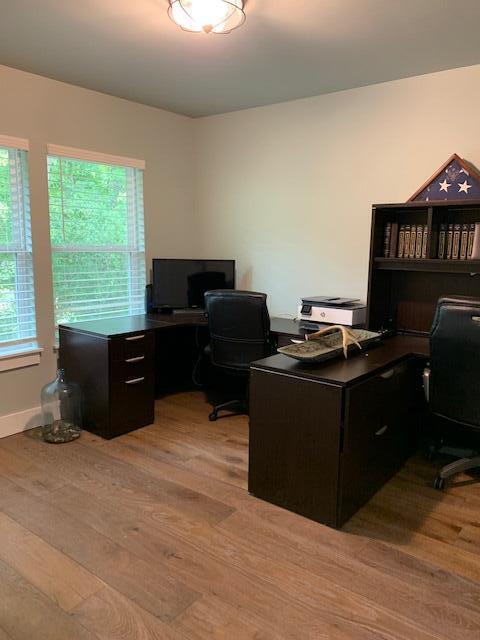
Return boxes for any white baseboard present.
[0,406,42,439]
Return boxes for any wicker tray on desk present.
[277,328,382,363]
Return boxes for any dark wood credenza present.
[248,335,428,529]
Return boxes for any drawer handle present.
[125,334,145,342]
[375,425,388,436]
[125,377,145,385]
[125,355,145,363]
[379,368,394,380]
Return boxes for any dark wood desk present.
[59,314,305,440]
[248,335,429,529]
[60,313,429,528]
[246,200,480,529]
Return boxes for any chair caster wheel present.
[208,412,217,422]
[434,476,445,490]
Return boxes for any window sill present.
[0,344,43,373]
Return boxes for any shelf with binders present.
[367,201,480,336]
[375,202,480,262]
[376,208,431,261]
[430,207,480,261]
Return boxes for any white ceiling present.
[2,0,480,118]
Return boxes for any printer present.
[298,296,367,327]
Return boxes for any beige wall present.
[193,64,480,316]
[0,65,194,417]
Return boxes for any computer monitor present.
[152,259,235,310]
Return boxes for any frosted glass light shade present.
[168,0,246,34]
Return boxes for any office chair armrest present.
[423,366,430,403]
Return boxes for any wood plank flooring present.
[1,390,480,639]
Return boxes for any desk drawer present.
[248,368,343,528]
[110,373,155,437]
[339,359,418,524]
[110,353,153,383]
[110,331,154,362]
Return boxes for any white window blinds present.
[0,139,37,348]
[47,148,146,325]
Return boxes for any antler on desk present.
[305,325,362,358]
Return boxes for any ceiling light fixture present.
[168,0,246,34]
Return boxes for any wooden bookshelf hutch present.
[367,200,480,336]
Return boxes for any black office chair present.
[424,296,480,489]
[204,289,274,421]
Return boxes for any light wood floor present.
[1,391,480,639]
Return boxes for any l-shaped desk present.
[59,198,480,528]
[59,313,429,529]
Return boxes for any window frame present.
[46,145,147,328]
[0,135,41,370]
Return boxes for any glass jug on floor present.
[41,369,82,443]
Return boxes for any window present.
[47,145,146,326]
[0,136,37,352]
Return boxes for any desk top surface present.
[252,334,429,387]
[59,315,173,338]
[59,314,303,338]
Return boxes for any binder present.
[467,223,475,259]
[383,222,392,258]
[452,223,461,260]
[409,224,417,259]
[438,223,447,259]
[398,224,405,258]
[446,223,454,259]
[460,223,469,260]
[404,225,411,259]
[471,223,480,259]
[415,226,423,259]
[389,222,399,259]
[421,224,428,259]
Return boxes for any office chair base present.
[209,399,246,422]
[434,455,480,490]
[423,443,475,462]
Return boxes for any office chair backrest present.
[430,295,480,428]
[205,290,272,370]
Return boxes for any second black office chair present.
[204,290,274,421]
[424,296,480,489]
